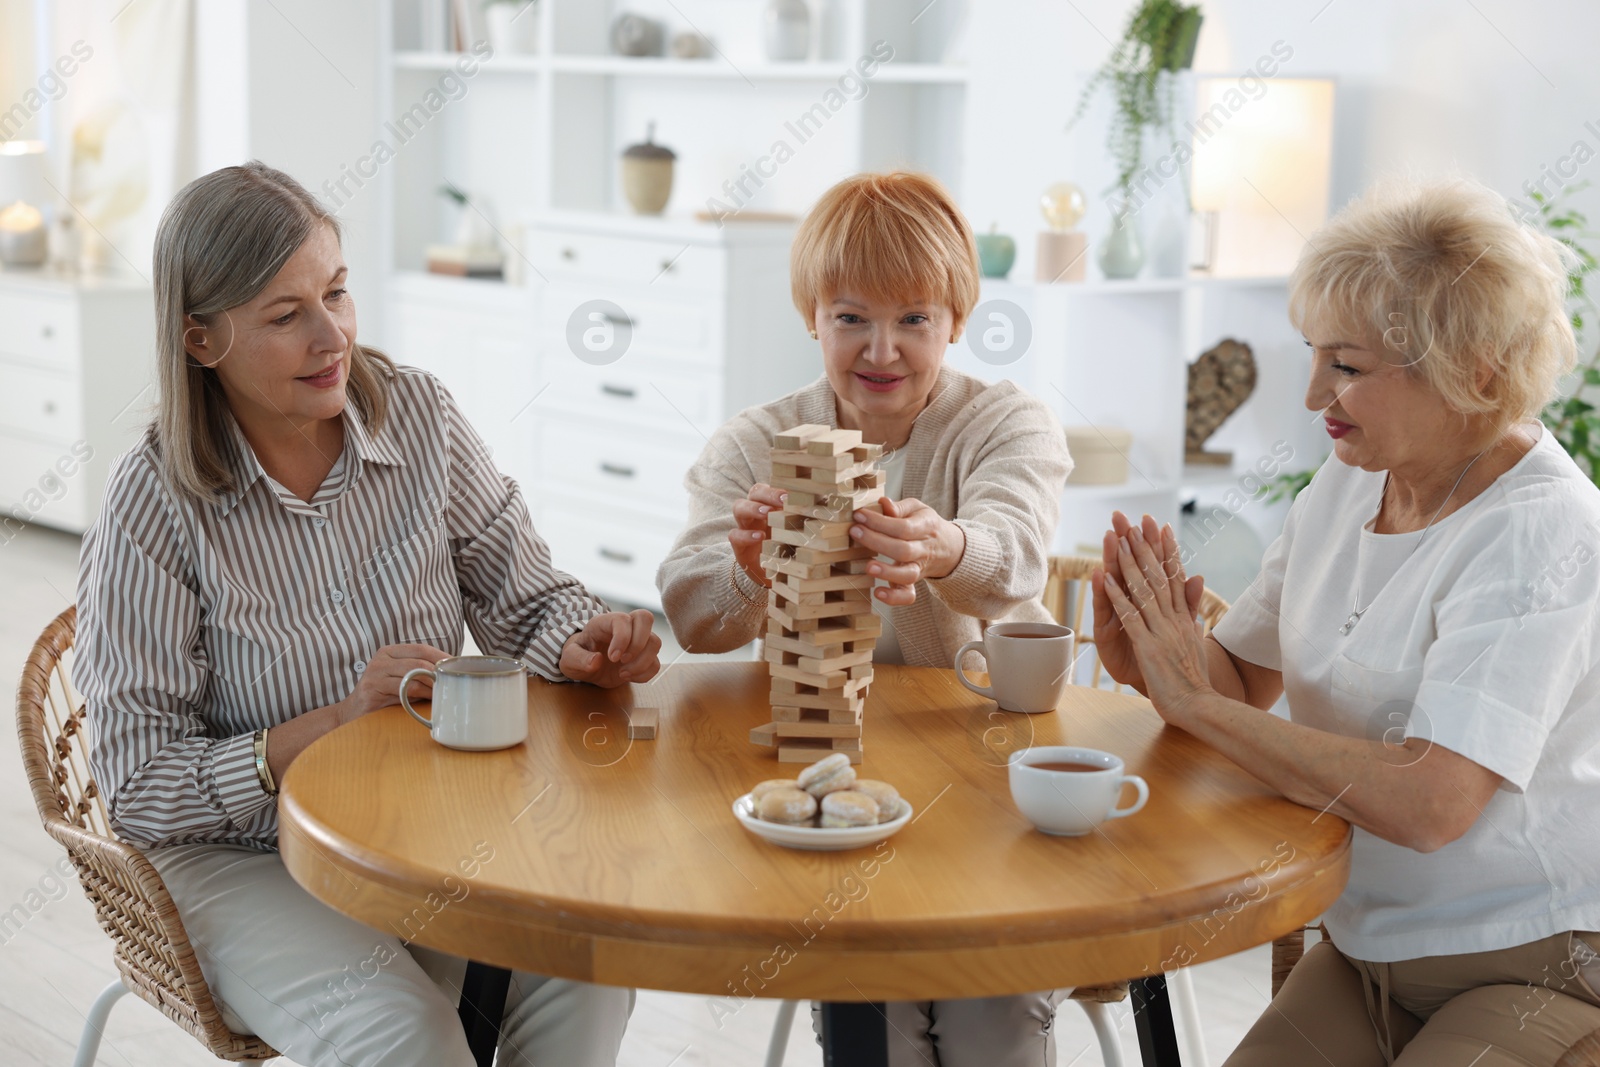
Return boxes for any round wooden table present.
[279,663,1350,1066]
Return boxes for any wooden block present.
[790,543,873,566]
[774,570,873,595]
[772,705,862,725]
[774,424,831,450]
[767,464,878,495]
[766,602,821,632]
[772,719,864,739]
[771,681,869,711]
[764,631,844,660]
[761,553,834,583]
[780,613,883,645]
[771,674,871,698]
[769,594,873,622]
[805,428,864,455]
[770,445,879,471]
[627,706,658,740]
[766,524,854,551]
[849,662,873,680]
[778,740,862,764]
[749,721,779,747]
[770,660,855,689]
[804,518,855,540]
[763,645,875,675]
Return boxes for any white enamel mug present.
[400,656,529,751]
[955,622,1074,713]
[1007,746,1149,836]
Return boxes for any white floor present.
[0,522,1274,1066]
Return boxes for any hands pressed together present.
[731,483,966,607]
[1090,510,1215,724]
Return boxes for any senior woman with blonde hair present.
[74,160,660,1066]
[1094,177,1600,1065]
[657,171,1072,1064]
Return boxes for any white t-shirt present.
[873,449,909,664]
[1212,423,1600,961]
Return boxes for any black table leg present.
[820,1000,890,1067]
[458,960,512,1067]
[1131,974,1184,1067]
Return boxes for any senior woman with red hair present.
[658,171,1073,1064]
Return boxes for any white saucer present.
[732,793,914,851]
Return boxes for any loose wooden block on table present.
[627,707,658,740]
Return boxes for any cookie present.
[797,752,856,798]
[851,779,902,822]
[820,791,879,828]
[757,787,818,825]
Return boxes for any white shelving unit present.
[377,0,968,610]
[376,0,1314,606]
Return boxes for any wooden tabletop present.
[278,663,1350,1000]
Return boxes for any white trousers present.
[810,990,1063,1067]
[147,843,634,1067]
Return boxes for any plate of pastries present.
[733,753,913,851]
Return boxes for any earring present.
[809,330,818,339]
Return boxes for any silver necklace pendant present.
[1340,609,1364,636]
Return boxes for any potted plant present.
[1066,0,1203,208]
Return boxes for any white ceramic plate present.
[732,793,914,851]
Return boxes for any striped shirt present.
[77,366,607,850]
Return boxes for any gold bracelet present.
[730,556,766,607]
[253,728,278,797]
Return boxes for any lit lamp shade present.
[1190,79,1335,278]
[0,140,51,267]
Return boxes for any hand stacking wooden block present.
[752,425,885,764]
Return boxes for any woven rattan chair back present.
[16,606,278,1061]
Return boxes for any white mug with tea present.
[400,655,529,751]
[954,622,1074,713]
[1008,746,1149,836]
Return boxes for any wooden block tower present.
[748,425,885,765]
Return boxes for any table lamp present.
[1036,181,1089,283]
[1189,79,1335,277]
[0,140,51,268]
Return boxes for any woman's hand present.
[1091,512,1203,692]
[337,643,452,723]
[729,483,786,588]
[847,497,966,606]
[1096,515,1214,723]
[560,610,662,688]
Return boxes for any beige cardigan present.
[656,367,1073,668]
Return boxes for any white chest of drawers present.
[0,271,156,536]
[524,214,820,610]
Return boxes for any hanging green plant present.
[1066,0,1203,204]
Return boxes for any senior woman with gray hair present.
[73,161,660,1066]
[1096,178,1600,1065]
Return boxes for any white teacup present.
[400,656,529,751]
[1008,746,1149,836]
[955,622,1074,714]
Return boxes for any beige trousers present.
[148,843,634,1067]
[1225,931,1600,1066]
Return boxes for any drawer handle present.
[41,326,53,339]
[599,546,634,564]
[597,312,635,327]
[658,258,676,274]
[43,401,56,414]
[599,462,636,478]
[561,247,577,260]
[600,383,636,399]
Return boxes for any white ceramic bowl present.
[732,793,913,851]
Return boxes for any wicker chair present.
[16,606,279,1065]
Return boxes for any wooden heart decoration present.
[1185,338,1257,457]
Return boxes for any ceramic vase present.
[764,0,811,61]
[1098,207,1145,280]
